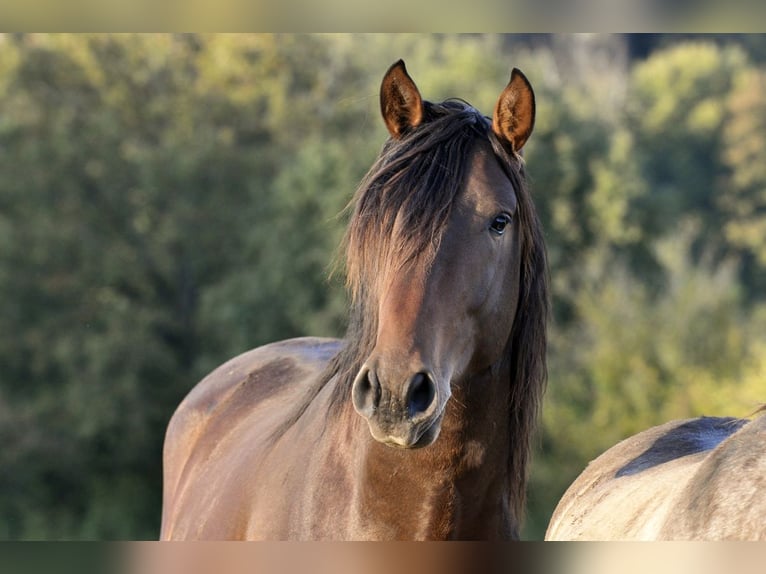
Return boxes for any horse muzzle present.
[351,365,448,449]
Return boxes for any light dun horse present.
[160,60,548,540]
[546,412,766,540]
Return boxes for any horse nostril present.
[352,367,380,418]
[406,372,436,418]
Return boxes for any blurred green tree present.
[0,33,764,542]
[721,66,766,297]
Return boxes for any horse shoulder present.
[546,417,734,540]
[660,415,766,540]
[161,336,341,538]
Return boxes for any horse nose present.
[352,364,443,448]
[405,371,437,419]
[352,365,381,418]
[352,366,437,421]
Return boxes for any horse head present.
[348,60,538,449]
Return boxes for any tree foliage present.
[0,34,764,540]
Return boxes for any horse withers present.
[160,60,548,540]
[546,411,766,540]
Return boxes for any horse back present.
[160,337,341,539]
[545,416,751,540]
[660,413,766,540]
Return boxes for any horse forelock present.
[344,101,490,303]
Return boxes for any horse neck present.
[343,361,518,540]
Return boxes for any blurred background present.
[0,33,764,540]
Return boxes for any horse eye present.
[489,214,512,236]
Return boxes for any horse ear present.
[492,68,535,153]
[380,59,424,139]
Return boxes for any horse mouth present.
[373,411,444,450]
[382,432,434,450]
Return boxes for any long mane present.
[325,98,550,518]
[271,97,548,522]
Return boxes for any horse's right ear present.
[380,60,424,139]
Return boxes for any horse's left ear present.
[492,68,535,154]
[380,59,424,139]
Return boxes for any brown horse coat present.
[160,60,548,540]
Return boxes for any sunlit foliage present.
[0,34,764,540]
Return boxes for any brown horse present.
[546,411,766,540]
[160,60,548,540]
